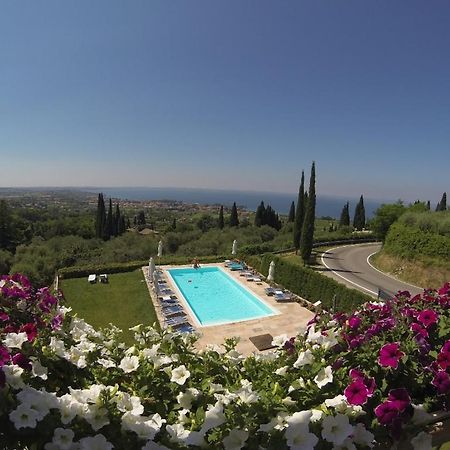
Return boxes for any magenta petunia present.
[410,322,429,339]
[433,371,450,394]
[0,346,10,367]
[19,322,38,342]
[0,311,9,322]
[417,309,439,328]
[437,351,450,370]
[347,315,361,330]
[344,379,369,405]
[374,401,400,425]
[379,342,404,369]
[387,388,411,412]
[12,353,32,371]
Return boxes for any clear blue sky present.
[1,1,449,202]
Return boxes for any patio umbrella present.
[267,261,275,282]
[153,271,160,293]
[232,240,237,255]
[157,241,163,258]
[148,257,156,281]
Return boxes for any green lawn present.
[61,269,158,344]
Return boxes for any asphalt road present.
[319,243,423,299]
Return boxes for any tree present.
[229,202,239,227]
[0,200,17,251]
[288,201,295,222]
[426,201,431,210]
[300,162,316,262]
[353,195,366,230]
[370,202,405,241]
[436,192,447,211]
[218,206,224,229]
[339,202,350,227]
[293,171,305,252]
[95,193,106,239]
[113,204,121,237]
[104,198,113,240]
[255,201,266,227]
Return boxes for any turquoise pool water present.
[167,266,276,326]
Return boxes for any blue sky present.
[1,1,449,202]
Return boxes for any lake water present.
[79,186,385,218]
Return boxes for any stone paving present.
[143,263,315,355]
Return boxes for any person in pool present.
[192,258,200,269]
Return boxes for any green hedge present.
[245,254,371,312]
[59,255,229,279]
[384,222,450,260]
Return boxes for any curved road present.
[319,243,423,299]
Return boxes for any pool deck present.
[143,263,315,355]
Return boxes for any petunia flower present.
[374,401,400,425]
[378,342,404,369]
[344,380,369,406]
[432,371,450,394]
[417,309,439,328]
[387,388,411,412]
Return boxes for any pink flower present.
[347,315,361,329]
[437,351,450,370]
[433,371,450,394]
[19,323,38,342]
[379,343,404,369]
[417,309,439,328]
[0,346,10,367]
[344,379,369,405]
[349,368,376,396]
[0,311,9,322]
[387,388,410,412]
[374,401,400,425]
[410,322,428,339]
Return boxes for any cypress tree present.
[230,202,239,227]
[218,206,224,229]
[0,200,16,251]
[255,201,265,227]
[436,192,447,211]
[288,201,295,222]
[426,200,431,210]
[95,193,106,239]
[339,202,350,227]
[113,204,121,237]
[293,171,305,252]
[119,216,126,234]
[300,162,316,263]
[104,198,113,240]
[353,195,366,230]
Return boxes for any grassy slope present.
[61,269,158,344]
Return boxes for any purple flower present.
[12,353,31,371]
[0,346,10,367]
[437,351,450,370]
[347,315,361,330]
[433,371,450,394]
[0,311,9,322]
[417,309,439,328]
[349,368,376,396]
[387,388,411,412]
[410,322,429,339]
[344,379,369,405]
[379,343,404,369]
[374,401,400,425]
[51,314,63,330]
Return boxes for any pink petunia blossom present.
[417,309,439,328]
[410,322,429,339]
[387,388,410,412]
[433,371,450,394]
[374,401,400,425]
[379,343,404,369]
[344,379,369,405]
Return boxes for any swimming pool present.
[166,266,277,326]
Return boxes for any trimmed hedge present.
[59,255,229,279]
[245,254,371,312]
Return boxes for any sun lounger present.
[247,277,262,282]
[274,292,293,302]
[164,310,186,319]
[240,271,253,277]
[159,288,175,296]
[173,323,195,333]
[88,274,96,283]
[162,304,184,314]
[229,264,244,271]
[165,316,190,327]
[159,294,177,301]
[265,287,277,296]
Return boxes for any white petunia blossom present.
[324,395,348,413]
[9,404,40,429]
[352,423,374,448]
[321,414,354,446]
[166,423,190,443]
[3,332,28,349]
[3,364,25,389]
[57,394,84,424]
[97,358,116,368]
[310,409,324,423]
[285,427,318,450]
[78,434,113,450]
[84,404,110,431]
[275,365,289,376]
[272,334,289,348]
[30,358,48,380]
[333,437,357,450]
[115,392,144,415]
[259,412,288,432]
[176,387,200,409]
[411,431,432,450]
[235,380,259,404]
[201,402,226,432]
[47,428,75,450]
[314,366,333,388]
[293,349,314,368]
[170,365,190,385]
[121,412,165,440]
[141,441,171,450]
[119,355,140,373]
[49,337,66,357]
[222,429,249,450]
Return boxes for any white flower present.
[272,334,289,347]
[411,431,432,450]
[201,402,226,432]
[306,326,322,344]
[235,380,259,404]
[30,358,48,380]
[78,434,113,450]
[333,437,357,450]
[98,358,116,368]
[141,441,171,450]
[286,410,312,428]
[3,332,28,349]
[352,423,374,448]
[49,337,66,357]
[324,395,348,413]
[412,404,433,425]
[222,429,249,450]
[121,412,165,440]
[9,404,40,429]
[170,365,190,385]
[3,364,25,389]
[310,409,324,423]
[65,346,87,368]
[320,330,338,349]
[57,394,84,424]
[321,414,353,446]
[275,365,289,376]
[226,349,245,363]
[282,396,297,406]
[142,344,161,359]
[176,388,199,409]
[293,349,314,368]
[119,355,140,373]
[16,387,51,420]
[285,427,318,450]
[314,366,333,388]
[48,428,75,450]
[115,392,144,415]
[259,412,288,432]
[84,404,110,431]
[167,423,190,443]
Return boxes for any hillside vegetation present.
[373,210,450,287]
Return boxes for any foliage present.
[218,206,224,230]
[339,202,350,228]
[0,200,20,252]
[0,249,13,275]
[288,201,295,222]
[245,253,371,311]
[2,274,450,449]
[353,195,366,231]
[254,202,282,230]
[300,162,316,263]
[293,171,305,251]
[436,192,447,212]
[370,201,406,241]
[229,203,239,227]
